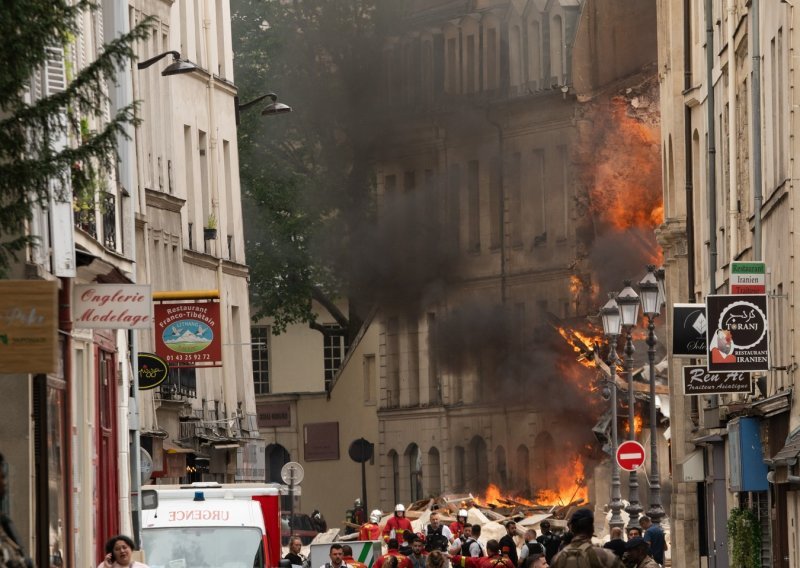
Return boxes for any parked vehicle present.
[141,482,283,568]
[281,513,320,545]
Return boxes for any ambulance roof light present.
[194,491,205,501]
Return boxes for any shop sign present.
[731,261,766,294]
[73,284,153,329]
[672,304,707,357]
[683,365,752,395]
[138,352,169,390]
[256,402,291,428]
[154,301,222,367]
[0,280,58,374]
[706,294,769,372]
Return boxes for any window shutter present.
[44,45,77,277]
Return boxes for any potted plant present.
[204,212,217,241]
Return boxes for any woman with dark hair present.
[98,535,149,568]
[426,550,446,568]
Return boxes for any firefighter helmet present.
[457,509,468,520]
[394,503,406,513]
[370,509,382,523]
[355,498,362,507]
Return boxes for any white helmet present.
[370,509,382,523]
[458,509,468,520]
[395,503,405,513]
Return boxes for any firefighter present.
[450,539,515,568]
[374,539,411,568]
[382,504,413,543]
[359,510,383,541]
[449,509,469,539]
[342,545,367,568]
[345,499,366,535]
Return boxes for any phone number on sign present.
[164,353,212,362]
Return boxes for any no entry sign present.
[616,440,646,471]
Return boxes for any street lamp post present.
[600,295,625,530]
[638,265,666,524]
[617,281,642,530]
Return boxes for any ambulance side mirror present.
[142,489,159,510]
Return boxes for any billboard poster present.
[682,365,752,395]
[672,304,707,357]
[706,294,769,372]
[154,301,222,367]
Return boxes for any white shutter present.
[44,45,77,277]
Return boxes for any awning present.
[769,427,800,467]
[211,443,240,450]
[163,440,193,454]
[76,245,133,284]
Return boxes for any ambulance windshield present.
[142,526,265,568]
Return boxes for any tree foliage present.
[727,507,761,568]
[232,0,401,336]
[0,0,151,275]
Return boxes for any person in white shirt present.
[320,544,351,568]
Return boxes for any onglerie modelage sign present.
[154,301,222,367]
[73,284,153,329]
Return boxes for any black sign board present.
[672,304,707,357]
[706,294,769,372]
[683,365,752,395]
[138,352,169,390]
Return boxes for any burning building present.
[366,0,664,517]
[246,0,669,530]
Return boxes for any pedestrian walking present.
[498,521,519,567]
[639,517,666,566]
[603,527,626,559]
[535,522,560,564]
[623,537,659,568]
[518,529,544,566]
[550,509,622,568]
[98,535,149,568]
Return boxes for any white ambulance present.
[141,482,284,568]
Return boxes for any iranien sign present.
[730,262,766,294]
[706,294,769,372]
[682,365,752,395]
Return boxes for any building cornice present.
[145,188,186,213]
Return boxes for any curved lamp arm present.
[137,50,181,70]
[237,93,278,112]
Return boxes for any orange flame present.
[475,484,537,508]
[534,455,588,506]
[624,415,644,435]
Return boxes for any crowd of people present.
[295,505,668,568]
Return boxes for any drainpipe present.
[705,0,718,292]
[685,0,695,302]
[752,0,763,261]
[727,0,738,259]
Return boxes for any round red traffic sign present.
[616,440,646,471]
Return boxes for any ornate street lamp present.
[600,294,624,530]
[617,281,642,529]
[137,50,198,76]
[639,265,666,524]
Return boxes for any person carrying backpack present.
[550,509,623,568]
[459,525,484,558]
[536,521,561,564]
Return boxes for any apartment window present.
[427,312,438,404]
[184,125,194,244]
[448,164,461,252]
[251,326,270,395]
[385,174,397,194]
[363,354,376,404]
[446,37,457,93]
[531,149,546,243]
[550,16,564,85]
[407,316,420,406]
[387,317,400,407]
[466,35,476,93]
[486,27,498,91]
[468,160,480,252]
[216,0,226,77]
[323,324,347,389]
[404,171,416,193]
[558,145,569,240]
[510,154,523,247]
[158,367,197,400]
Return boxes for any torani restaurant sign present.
[154,301,222,367]
[73,284,153,329]
[706,294,769,372]
[683,365,752,395]
[0,280,57,374]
